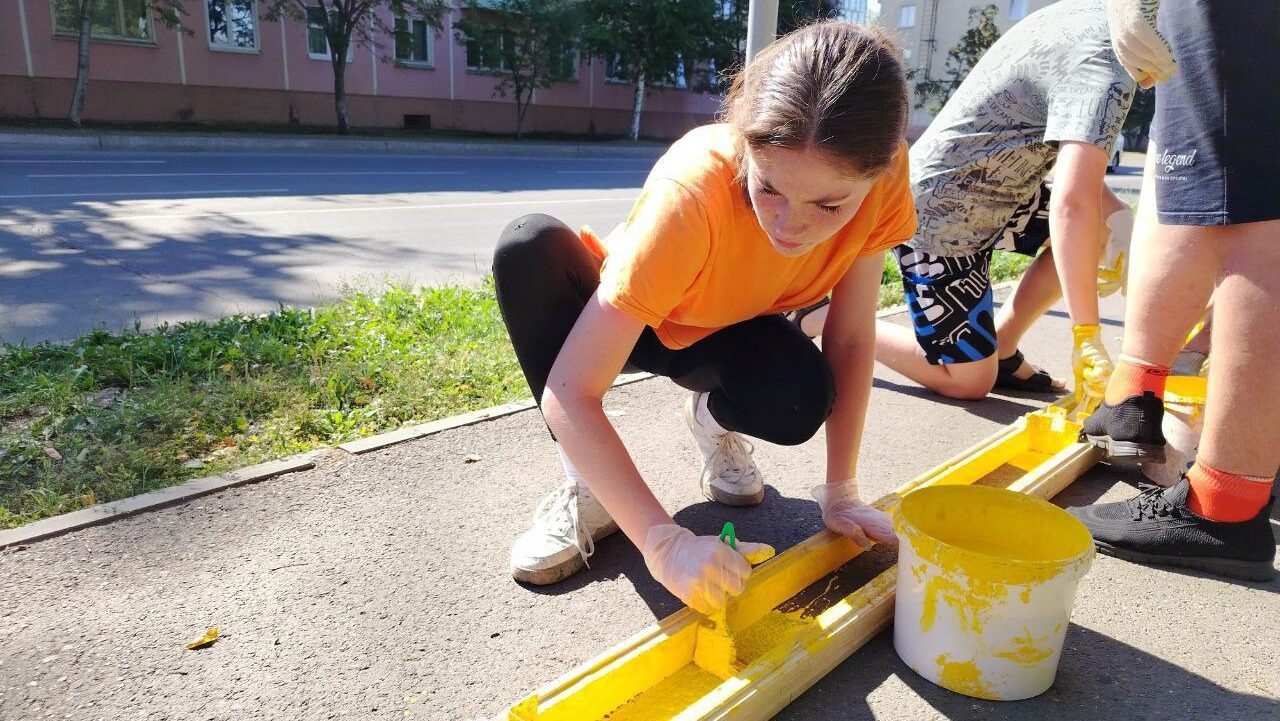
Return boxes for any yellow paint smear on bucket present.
[935,653,996,699]
[994,629,1054,665]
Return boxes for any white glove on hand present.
[1106,0,1176,88]
[1098,208,1133,297]
[1072,325,1114,411]
[642,524,764,616]
[811,480,898,549]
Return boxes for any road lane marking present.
[0,188,291,200]
[29,171,469,178]
[0,196,633,224]
[0,160,167,164]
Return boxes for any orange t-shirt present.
[582,124,916,350]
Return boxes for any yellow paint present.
[919,568,1004,635]
[501,406,1097,718]
[693,611,738,680]
[733,611,812,667]
[600,666,724,720]
[742,544,776,565]
[1165,375,1207,405]
[993,629,1054,665]
[507,695,538,721]
[934,653,995,699]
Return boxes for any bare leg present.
[874,321,997,400]
[993,248,1066,388]
[1195,219,1280,477]
[1119,149,1220,366]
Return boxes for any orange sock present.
[1185,462,1274,522]
[1104,355,1170,405]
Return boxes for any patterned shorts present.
[895,184,1051,365]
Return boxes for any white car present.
[1107,133,1126,173]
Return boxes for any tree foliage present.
[911,3,1001,114]
[454,0,582,140]
[581,0,745,141]
[261,0,447,134]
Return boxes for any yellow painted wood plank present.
[499,402,1099,720]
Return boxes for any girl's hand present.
[642,524,770,615]
[812,480,898,549]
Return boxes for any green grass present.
[0,283,525,529]
[0,252,1036,529]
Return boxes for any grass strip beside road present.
[0,255,1032,529]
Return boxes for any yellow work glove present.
[642,524,771,616]
[811,480,898,550]
[1072,324,1114,414]
[1098,208,1133,297]
[1106,0,1176,88]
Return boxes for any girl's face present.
[745,144,877,257]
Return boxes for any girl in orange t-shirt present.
[493,21,917,615]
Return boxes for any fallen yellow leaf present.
[184,627,219,650]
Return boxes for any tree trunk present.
[629,73,645,142]
[331,43,351,135]
[69,0,95,128]
[515,92,527,141]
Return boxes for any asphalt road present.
[0,148,1145,345]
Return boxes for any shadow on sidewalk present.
[872,377,1044,427]
[779,622,1279,721]
[519,487,828,620]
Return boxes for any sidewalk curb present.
[0,129,668,159]
[0,372,658,549]
[0,451,328,549]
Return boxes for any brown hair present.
[722,21,908,179]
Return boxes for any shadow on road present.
[0,201,472,344]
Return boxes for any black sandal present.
[995,350,1064,394]
[784,296,831,338]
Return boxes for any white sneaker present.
[510,481,619,585]
[682,393,765,506]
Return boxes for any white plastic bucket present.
[894,485,1095,700]
[1143,375,1207,487]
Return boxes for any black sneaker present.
[1081,392,1167,465]
[1068,478,1277,581]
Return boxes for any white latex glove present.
[642,524,767,615]
[811,480,898,549]
[1097,208,1133,297]
[1106,0,1176,88]
[1072,324,1114,413]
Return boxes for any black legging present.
[492,213,836,446]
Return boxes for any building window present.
[394,15,434,66]
[898,4,917,28]
[465,26,512,72]
[546,37,578,81]
[52,0,155,42]
[605,52,629,83]
[207,0,257,51]
[1009,0,1029,21]
[306,6,351,60]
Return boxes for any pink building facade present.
[0,1,722,139]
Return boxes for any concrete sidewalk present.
[1,295,1277,721]
[0,128,669,159]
